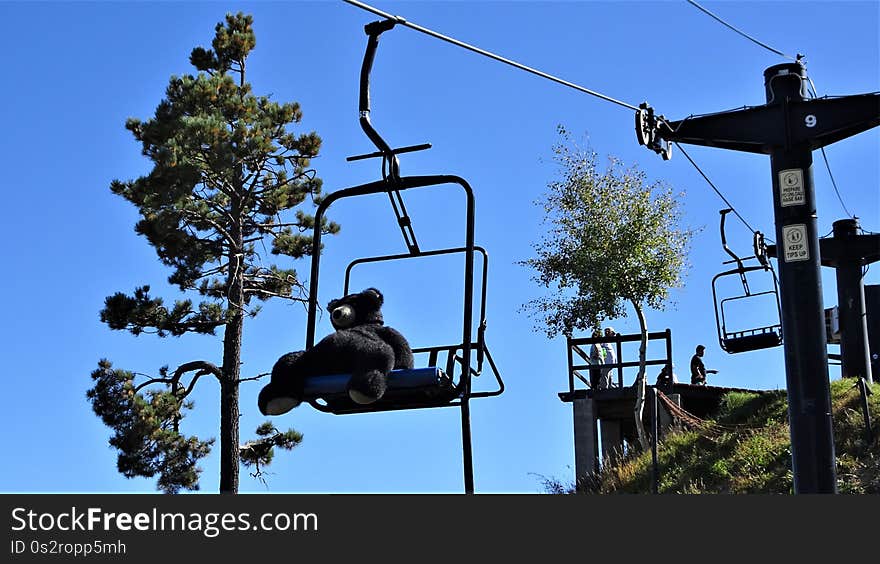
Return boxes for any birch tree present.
[522,127,695,449]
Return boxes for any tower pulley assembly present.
[635,102,673,160]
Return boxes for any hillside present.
[550,378,880,494]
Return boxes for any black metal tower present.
[638,62,879,493]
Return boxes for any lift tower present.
[768,218,880,385]
[638,62,879,493]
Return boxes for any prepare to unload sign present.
[779,168,806,207]
[783,224,809,262]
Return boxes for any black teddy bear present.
[258,288,414,416]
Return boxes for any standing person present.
[589,329,606,389]
[601,326,617,389]
[690,344,718,385]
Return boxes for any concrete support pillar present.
[573,397,599,489]
[600,420,623,467]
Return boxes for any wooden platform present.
[559,382,771,421]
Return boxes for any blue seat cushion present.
[303,367,452,400]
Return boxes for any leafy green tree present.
[88,13,338,493]
[522,127,695,449]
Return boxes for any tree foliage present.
[108,12,338,317]
[523,127,694,338]
[89,13,325,492]
[239,423,304,487]
[88,360,214,493]
[523,127,696,449]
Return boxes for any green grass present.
[552,378,880,494]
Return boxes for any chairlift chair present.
[711,209,783,354]
[291,19,503,416]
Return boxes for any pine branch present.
[243,287,301,300]
[249,169,317,197]
[252,221,307,230]
[192,262,230,281]
[133,360,222,398]
[102,288,228,337]
[244,157,270,194]
[178,206,236,242]
[237,372,269,384]
[191,188,235,223]
[193,150,236,198]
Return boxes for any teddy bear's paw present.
[263,396,302,415]
[258,382,302,416]
[347,370,387,405]
[348,389,379,405]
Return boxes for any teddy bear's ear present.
[327,298,340,312]
[364,288,384,306]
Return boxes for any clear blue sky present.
[1,1,877,494]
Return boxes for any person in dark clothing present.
[690,344,718,385]
[656,364,676,388]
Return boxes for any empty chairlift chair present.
[712,209,783,354]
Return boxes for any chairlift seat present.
[305,367,458,414]
[722,327,782,353]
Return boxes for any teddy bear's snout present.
[331,304,355,327]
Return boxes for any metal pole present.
[765,63,837,493]
[460,181,476,494]
[858,378,873,443]
[833,219,874,384]
[651,387,659,494]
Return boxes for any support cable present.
[685,0,799,61]
[688,0,860,222]
[673,142,761,238]
[345,0,842,247]
[819,147,855,220]
[343,0,639,111]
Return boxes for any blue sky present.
[1,1,877,494]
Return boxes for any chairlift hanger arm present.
[352,20,437,256]
[358,19,400,176]
[355,19,433,169]
[719,209,751,295]
[719,209,744,266]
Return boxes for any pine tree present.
[88,13,338,493]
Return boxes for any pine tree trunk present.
[631,300,650,451]
[219,185,244,495]
[220,305,242,494]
